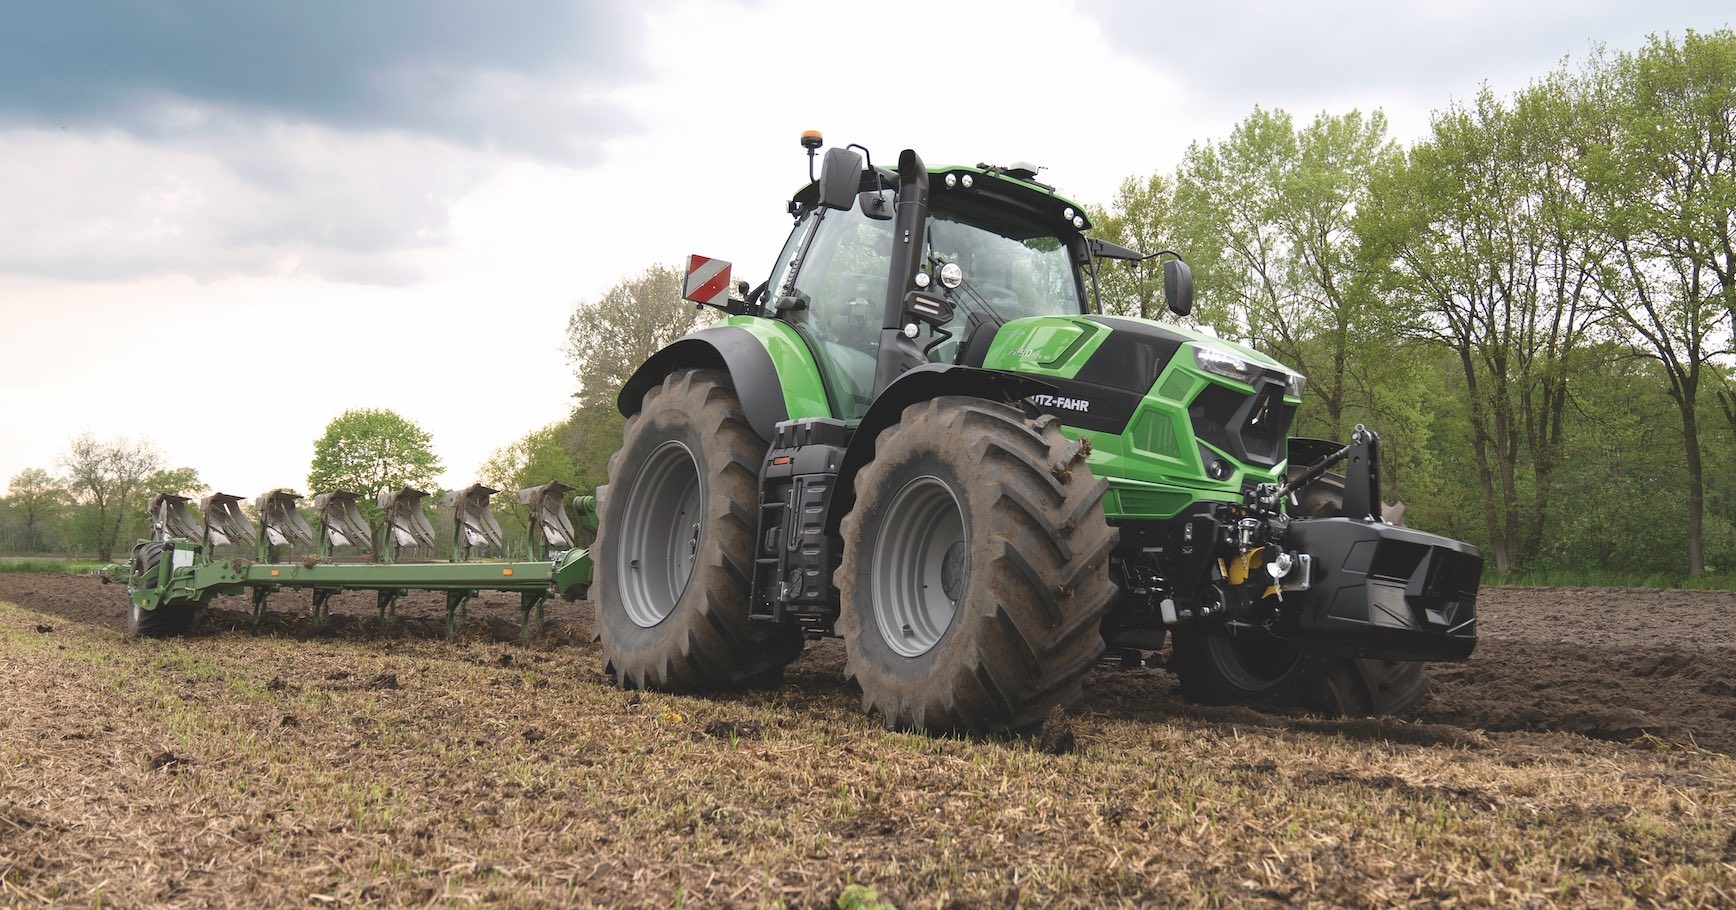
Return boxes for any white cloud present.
[0,123,495,284]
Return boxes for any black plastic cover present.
[1282,518,1481,661]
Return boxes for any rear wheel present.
[836,399,1117,733]
[1168,472,1427,716]
[594,369,803,690]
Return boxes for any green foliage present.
[836,883,896,910]
[2,468,69,553]
[57,433,200,561]
[1584,29,1736,575]
[1171,107,1401,440]
[307,409,442,508]
[1087,172,1178,319]
[559,405,624,494]
[0,558,106,574]
[561,263,707,484]
[1084,29,1736,580]
[565,263,708,412]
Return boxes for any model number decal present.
[1027,394,1091,413]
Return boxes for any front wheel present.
[593,369,803,690]
[1169,627,1427,716]
[1168,470,1427,716]
[836,399,1118,733]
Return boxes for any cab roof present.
[791,160,1092,235]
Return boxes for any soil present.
[2,573,1732,753]
[3,573,1734,907]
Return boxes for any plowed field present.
[1,573,1733,907]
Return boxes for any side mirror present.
[1163,259,1194,317]
[858,189,893,221]
[818,146,863,211]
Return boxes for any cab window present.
[781,197,894,420]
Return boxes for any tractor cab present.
[769,144,1098,421]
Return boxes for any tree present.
[59,433,198,561]
[306,409,442,511]
[1087,173,1180,320]
[1362,79,1606,573]
[1173,108,1403,441]
[1587,29,1736,575]
[565,264,709,411]
[3,468,67,553]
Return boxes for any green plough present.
[118,481,596,640]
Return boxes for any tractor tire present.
[836,398,1118,733]
[1168,472,1427,716]
[128,542,195,638]
[594,368,803,691]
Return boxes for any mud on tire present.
[594,368,803,690]
[128,542,195,638]
[836,398,1118,733]
[1168,471,1427,717]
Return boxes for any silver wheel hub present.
[616,440,704,628]
[871,475,967,658]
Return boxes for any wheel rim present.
[615,440,704,628]
[871,475,967,658]
[1204,631,1300,690]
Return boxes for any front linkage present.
[1128,426,1479,663]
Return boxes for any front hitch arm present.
[1261,425,1383,521]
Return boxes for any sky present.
[1,0,1729,498]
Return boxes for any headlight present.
[1193,345,1307,396]
[1192,346,1261,385]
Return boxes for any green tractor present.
[594,134,1481,732]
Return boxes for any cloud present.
[0,1,644,159]
[0,126,492,284]
[0,2,652,284]
[1074,1,1732,124]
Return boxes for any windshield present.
[772,197,1087,419]
[921,207,1084,360]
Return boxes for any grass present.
[0,557,108,575]
[1485,566,1736,590]
[0,598,1733,908]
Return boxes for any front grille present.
[1130,410,1181,458]
[1187,379,1295,467]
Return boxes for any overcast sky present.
[1,0,1728,498]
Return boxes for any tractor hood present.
[981,314,1303,407]
[979,313,1305,490]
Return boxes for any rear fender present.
[618,324,820,442]
[827,364,1056,537]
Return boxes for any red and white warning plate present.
[683,254,733,307]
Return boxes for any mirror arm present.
[1088,251,1103,314]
